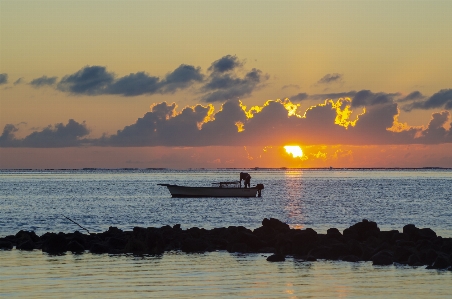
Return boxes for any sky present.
[1,0,452,169]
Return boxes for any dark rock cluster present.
[1,218,451,270]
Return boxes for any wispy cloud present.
[316,73,343,85]
[0,73,8,85]
[30,76,58,87]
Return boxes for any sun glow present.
[284,145,303,158]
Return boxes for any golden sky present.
[1,1,452,168]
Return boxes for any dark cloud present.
[398,91,425,103]
[30,76,58,87]
[104,102,209,146]
[31,55,264,99]
[57,66,115,95]
[0,73,8,85]
[57,64,203,97]
[310,91,357,101]
[107,72,160,96]
[317,73,343,84]
[289,91,357,102]
[0,124,19,147]
[0,120,89,148]
[290,93,309,102]
[403,89,452,111]
[201,68,268,103]
[282,84,300,90]
[160,64,204,93]
[14,78,24,85]
[208,55,242,74]
[351,90,398,107]
[416,111,452,143]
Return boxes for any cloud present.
[282,84,300,90]
[4,89,452,148]
[57,66,114,95]
[310,91,357,100]
[290,93,309,102]
[14,78,24,85]
[103,102,210,146]
[56,64,204,97]
[397,91,425,103]
[208,55,242,74]
[0,124,19,146]
[20,55,265,100]
[416,111,452,143]
[159,64,204,93]
[0,73,8,85]
[403,89,452,111]
[317,73,343,84]
[0,120,90,147]
[288,91,358,102]
[201,68,268,103]
[107,72,160,96]
[30,76,58,87]
[351,90,398,107]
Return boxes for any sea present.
[0,168,451,298]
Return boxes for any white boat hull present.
[161,185,262,197]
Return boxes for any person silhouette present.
[240,172,251,188]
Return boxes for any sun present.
[284,145,303,158]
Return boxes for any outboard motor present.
[256,184,264,197]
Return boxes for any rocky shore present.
[1,218,451,270]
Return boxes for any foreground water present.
[1,169,451,298]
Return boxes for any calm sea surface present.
[1,169,451,298]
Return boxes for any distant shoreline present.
[1,167,451,171]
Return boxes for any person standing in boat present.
[240,172,251,188]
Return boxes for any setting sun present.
[284,145,303,158]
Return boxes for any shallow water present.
[1,169,451,298]
[1,250,451,298]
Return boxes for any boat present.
[158,181,264,198]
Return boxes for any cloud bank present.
[2,90,452,148]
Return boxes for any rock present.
[107,237,127,250]
[308,246,336,260]
[426,255,450,269]
[291,229,318,255]
[227,242,248,253]
[228,231,265,252]
[124,238,146,253]
[67,240,85,253]
[419,228,437,240]
[0,239,13,250]
[345,219,380,241]
[42,233,68,254]
[340,255,361,262]
[327,228,342,239]
[408,254,421,266]
[346,239,363,258]
[90,242,109,254]
[106,226,123,236]
[394,246,414,264]
[17,240,35,251]
[15,230,40,243]
[266,254,285,262]
[262,218,290,232]
[403,224,420,241]
[181,238,209,253]
[372,250,393,266]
